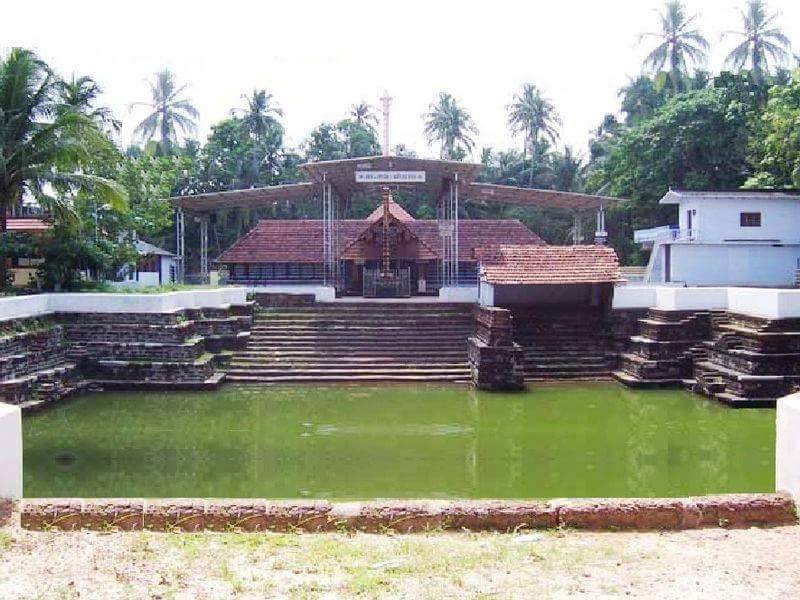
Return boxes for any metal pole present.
[176,208,185,283]
[454,174,459,284]
[200,216,208,283]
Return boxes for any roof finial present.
[379,90,392,157]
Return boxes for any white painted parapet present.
[777,392,800,502]
[612,286,800,319]
[611,285,657,309]
[439,285,479,303]
[0,403,22,500]
[0,287,248,321]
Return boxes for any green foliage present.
[304,119,380,161]
[423,92,478,159]
[35,224,137,291]
[746,75,800,188]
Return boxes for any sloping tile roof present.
[477,244,622,285]
[365,198,415,223]
[216,219,544,264]
[6,217,50,233]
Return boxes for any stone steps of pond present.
[232,354,466,363]
[227,365,468,375]
[227,373,471,383]
[233,303,474,382]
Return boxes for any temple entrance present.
[363,267,411,298]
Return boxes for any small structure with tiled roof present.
[476,244,622,308]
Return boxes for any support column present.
[175,208,185,283]
[572,212,583,245]
[595,207,608,245]
[199,215,209,283]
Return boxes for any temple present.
[171,155,616,302]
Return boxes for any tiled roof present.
[477,244,622,285]
[5,217,50,233]
[366,198,415,223]
[216,219,543,264]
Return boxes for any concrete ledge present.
[777,392,800,501]
[0,403,22,500]
[20,494,796,533]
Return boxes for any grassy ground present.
[1,504,799,599]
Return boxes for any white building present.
[635,190,800,288]
[118,240,178,287]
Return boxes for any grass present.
[78,282,222,294]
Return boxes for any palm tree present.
[639,1,709,92]
[131,70,199,154]
[235,89,283,139]
[0,49,127,282]
[57,75,120,133]
[507,83,561,186]
[349,102,378,131]
[423,92,478,160]
[723,0,791,83]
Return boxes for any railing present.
[634,226,698,245]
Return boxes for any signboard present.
[355,171,426,184]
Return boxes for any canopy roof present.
[477,244,622,286]
[170,156,617,213]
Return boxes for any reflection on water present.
[23,383,775,499]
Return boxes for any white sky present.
[5,0,800,160]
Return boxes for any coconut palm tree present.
[0,49,127,283]
[235,89,283,140]
[639,1,709,92]
[131,70,199,154]
[507,83,562,186]
[349,102,377,131]
[423,92,478,160]
[57,74,120,133]
[723,0,791,83]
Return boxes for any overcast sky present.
[5,0,800,160]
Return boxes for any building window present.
[740,212,761,227]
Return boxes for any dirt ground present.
[1,503,799,599]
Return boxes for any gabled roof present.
[135,240,175,257]
[477,244,621,285]
[661,189,800,205]
[216,219,544,264]
[365,198,414,223]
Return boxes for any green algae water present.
[23,383,775,499]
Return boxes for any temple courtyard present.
[0,502,798,599]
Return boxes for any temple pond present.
[23,383,775,499]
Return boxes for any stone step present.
[227,373,471,383]
[227,366,469,376]
[232,354,466,364]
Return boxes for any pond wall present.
[612,286,800,319]
[777,392,800,501]
[0,403,22,500]
[0,289,253,410]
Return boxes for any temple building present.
[171,155,616,302]
[216,191,543,297]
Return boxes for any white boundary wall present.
[612,286,800,319]
[0,403,22,500]
[776,392,800,502]
[439,285,479,303]
[0,288,248,321]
